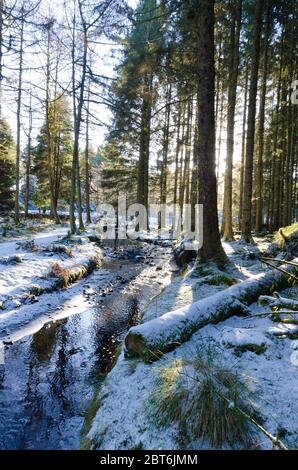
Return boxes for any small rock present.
[68,347,80,356]
[84,288,96,295]
[0,255,22,265]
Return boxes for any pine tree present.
[109,0,163,212]
[221,0,242,241]
[0,118,15,212]
[241,0,263,241]
[33,96,72,211]
[196,0,227,265]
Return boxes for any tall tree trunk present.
[77,156,84,229]
[85,83,91,224]
[190,100,199,232]
[255,0,270,233]
[0,0,3,120]
[179,98,192,213]
[293,117,298,222]
[222,0,242,241]
[15,9,24,225]
[215,24,223,186]
[215,24,222,135]
[271,27,284,231]
[70,7,77,234]
[238,69,248,227]
[160,83,171,204]
[45,21,60,225]
[196,0,226,265]
[283,17,295,227]
[290,102,297,223]
[173,101,182,206]
[241,0,263,242]
[216,81,224,183]
[137,76,152,214]
[70,1,87,233]
[24,94,32,218]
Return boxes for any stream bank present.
[0,241,177,449]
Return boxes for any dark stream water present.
[0,245,172,449]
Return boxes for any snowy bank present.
[125,258,298,361]
[86,241,298,450]
[0,225,103,344]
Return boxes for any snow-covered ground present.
[87,238,298,450]
[1,223,297,450]
[0,225,102,346]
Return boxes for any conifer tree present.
[33,96,72,211]
[0,118,15,212]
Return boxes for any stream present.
[0,242,175,449]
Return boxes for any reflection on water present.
[0,265,141,449]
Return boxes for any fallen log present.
[48,252,102,289]
[259,295,298,311]
[125,259,298,362]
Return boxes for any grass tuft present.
[150,344,256,448]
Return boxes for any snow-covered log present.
[125,259,298,362]
[259,295,298,311]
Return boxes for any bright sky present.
[2,0,243,188]
[2,0,138,152]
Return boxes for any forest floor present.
[0,221,100,346]
[0,220,298,450]
[87,236,298,451]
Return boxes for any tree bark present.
[173,101,182,207]
[160,83,171,204]
[45,21,60,225]
[255,0,270,233]
[179,98,192,213]
[15,8,24,225]
[0,0,3,119]
[222,0,242,241]
[70,1,87,233]
[238,69,248,227]
[271,31,284,232]
[24,94,32,218]
[196,0,226,265]
[85,83,91,224]
[137,76,152,214]
[241,0,263,242]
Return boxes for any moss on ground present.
[234,344,267,355]
[274,222,298,245]
[206,274,237,286]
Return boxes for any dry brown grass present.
[48,262,70,287]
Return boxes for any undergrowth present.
[149,343,257,449]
